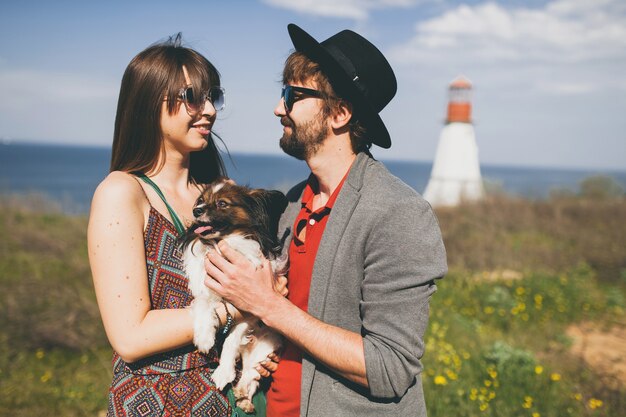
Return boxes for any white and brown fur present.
[179,178,288,412]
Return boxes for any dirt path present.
[566,322,626,388]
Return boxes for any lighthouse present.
[423,76,484,207]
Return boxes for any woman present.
[88,34,278,416]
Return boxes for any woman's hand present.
[255,352,281,379]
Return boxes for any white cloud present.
[0,68,117,109]
[388,0,626,96]
[393,0,626,65]
[262,0,426,20]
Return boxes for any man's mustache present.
[281,117,294,128]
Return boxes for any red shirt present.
[266,173,348,417]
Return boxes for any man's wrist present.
[257,293,291,329]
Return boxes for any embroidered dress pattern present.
[107,207,231,417]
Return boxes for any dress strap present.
[132,172,186,236]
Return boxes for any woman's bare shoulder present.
[92,171,147,212]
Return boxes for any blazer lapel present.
[300,152,369,416]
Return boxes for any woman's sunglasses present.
[281,85,323,113]
[178,86,225,115]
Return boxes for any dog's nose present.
[192,207,204,217]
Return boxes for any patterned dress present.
[107,207,232,416]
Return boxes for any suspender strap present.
[134,173,186,236]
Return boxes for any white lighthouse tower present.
[423,76,484,207]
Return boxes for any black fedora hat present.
[287,23,397,149]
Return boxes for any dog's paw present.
[193,332,216,354]
[236,398,255,414]
[211,364,236,390]
[234,385,255,413]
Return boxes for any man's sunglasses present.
[179,86,225,115]
[281,85,323,113]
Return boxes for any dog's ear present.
[250,189,288,236]
[264,190,288,220]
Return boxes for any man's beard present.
[279,115,328,161]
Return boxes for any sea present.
[1,142,625,215]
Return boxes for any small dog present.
[180,178,288,412]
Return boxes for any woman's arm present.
[88,172,198,363]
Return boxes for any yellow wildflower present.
[535,365,544,375]
[550,373,561,381]
[35,349,45,359]
[453,355,461,368]
[40,370,52,383]
[434,375,447,386]
[588,398,603,409]
[523,396,533,409]
[470,389,478,401]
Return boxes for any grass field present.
[1,188,624,416]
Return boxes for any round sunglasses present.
[178,86,225,115]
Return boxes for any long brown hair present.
[110,33,225,183]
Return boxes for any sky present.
[0,0,625,171]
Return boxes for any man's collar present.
[301,168,350,211]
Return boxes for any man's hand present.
[204,240,282,318]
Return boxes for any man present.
[205,24,447,417]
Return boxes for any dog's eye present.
[216,199,229,209]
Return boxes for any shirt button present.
[309,219,316,226]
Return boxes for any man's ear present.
[330,100,353,130]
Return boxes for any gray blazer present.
[277,152,448,417]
